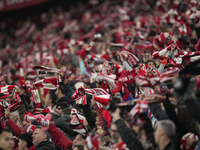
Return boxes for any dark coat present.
[115,118,144,150]
[34,141,55,150]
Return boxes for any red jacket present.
[48,123,72,150]
[6,119,22,137]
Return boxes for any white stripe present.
[1,85,8,93]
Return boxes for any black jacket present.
[34,141,55,150]
[155,141,175,150]
[115,118,144,150]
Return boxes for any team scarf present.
[136,68,179,88]
[34,77,58,90]
[69,108,87,134]
[0,100,23,128]
[72,86,109,107]
[159,57,182,68]
[86,132,101,150]
[32,65,62,82]
[97,72,130,99]
[116,94,166,107]
[120,51,139,68]
[134,42,155,54]
[180,133,198,150]
[0,85,17,99]
[118,70,137,85]
[174,50,200,63]
[128,101,148,126]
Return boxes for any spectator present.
[18,132,34,150]
[0,129,15,150]
[32,125,55,150]
[154,120,176,150]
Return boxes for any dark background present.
[0,0,88,20]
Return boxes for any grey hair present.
[35,125,51,141]
[12,110,19,117]
[159,120,176,139]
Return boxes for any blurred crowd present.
[0,0,200,150]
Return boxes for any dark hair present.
[0,129,13,135]
[62,107,71,115]
[56,96,68,104]
[19,133,34,148]
[74,144,84,150]
[49,112,59,121]
[56,102,70,110]
[176,102,199,134]
[73,104,83,113]
[144,59,156,67]
[79,133,87,140]
[49,90,57,105]
[58,85,64,94]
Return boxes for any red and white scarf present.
[0,85,17,99]
[86,132,101,150]
[129,101,148,126]
[121,51,139,68]
[136,68,179,88]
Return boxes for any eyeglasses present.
[56,107,62,110]
[108,128,118,133]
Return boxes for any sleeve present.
[82,104,96,129]
[48,123,73,150]
[6,119,22,137]
[122,61,133,71]
[54,115,74,136]
[61,83,75,106]
[115,118,144,150]
[79,60,88,75]
[149,103,169,120]
[19,94,32,111]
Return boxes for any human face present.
[55,106,63,116]
[0,131,14,150]
[18,139,27,150]
[72,134,86,149]
[32,128,46,146]
[110,124,120,144]
[148,62,155,69]
[44,93,51,107]
[154,125,161,145]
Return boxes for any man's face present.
[148,62,155,69]
[0,131,14,150]
[44,93,51,107]
[32,128,46,146]
[55,106,63,116]
[72,134,86,149]
[154,125,161,145]
[110,124,120,144]
[9,113,18,123]
[18,139,27,150]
